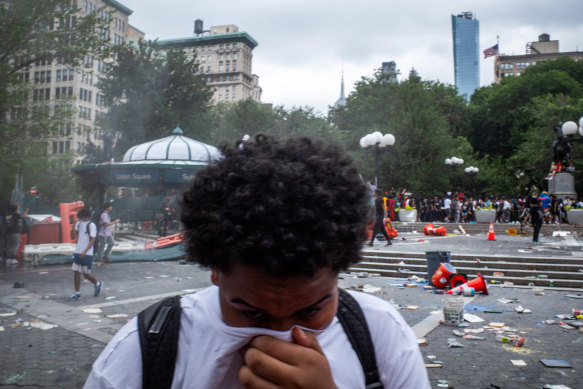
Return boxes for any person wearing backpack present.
[84,135,429,389]
[68,209,102,301]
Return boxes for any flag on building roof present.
[483,44,499,58]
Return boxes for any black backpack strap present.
[337,288,384,389]
[138,295,182,389]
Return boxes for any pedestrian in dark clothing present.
[368,189,391,246]
[529,197,543,245]
[4,205,22,265]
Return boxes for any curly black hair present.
[181,135,371,277]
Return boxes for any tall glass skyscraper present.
[451,12,479,100]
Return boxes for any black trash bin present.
[426,251,451,287]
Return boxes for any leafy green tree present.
[332,71,472,195]
[98,40,213,156]
[469,57,583,159]
[0,0,111,203]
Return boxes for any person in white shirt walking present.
[69,209,102,301]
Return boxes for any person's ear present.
[211,269,219,286]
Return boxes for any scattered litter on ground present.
[0,312,17,317]
[552,231,571,237]
[106,314,129,319]
[510,359,527,366]
[0,326,4,331]
[447,338,464,348]
[463,313,484,323]
[426,362,443,368]
[565,294,583,299]
[81,308,103,314]
[437,380,449,388]
[463,334,485,340]
[361,285,381,293]
[487,322,506,328]
[464,328,484,334]
[464,304,485,312]
[105,296,116,300]
[427,355,436,359]
[540,359,572,368]
[452,329,464,337]
[542,385,572,389]
[417,338,428,346]
[559,324,576,330]
[515,305,532,313]
[158,274,172,278]
[30,320,58,330]
[406,305,418,310]
[497,298,517,304]
[493,272,505,277]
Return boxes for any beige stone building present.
[157,20,262,105]
[495,33,583,83]
[15,0,132,165]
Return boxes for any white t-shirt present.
[442,198,451,210]
[84,286,430,389]
[75,221,97,255]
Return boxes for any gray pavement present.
[1,232,582,388]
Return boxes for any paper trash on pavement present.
[82,308,103,314]
[361,285,381,293]
[463,313,484,323]
[106,314,129,319]
[30,320,58,330]
[447,338,464,348]
[510,360,527,366]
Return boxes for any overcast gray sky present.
[119,0,583,115]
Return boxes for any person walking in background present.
[4,204,22,265]
[159,197,175,237]
[529,197,543,245]
[69,209,102,301]
[369,189,392,246]
[97,203,119,263]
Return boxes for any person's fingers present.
[238,364,280,389]
[241,341,296,386]
[291,327,324,355]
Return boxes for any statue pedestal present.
[548,172,576,201]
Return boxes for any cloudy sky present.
[119,0,583,115]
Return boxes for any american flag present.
[483,44,499,58]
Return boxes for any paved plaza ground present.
[1,231,582,388]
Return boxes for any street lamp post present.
[464,166,479,195]
[445,157,464,190]
[360,132,395,188]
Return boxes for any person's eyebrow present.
[230,294,333,312]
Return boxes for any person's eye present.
[241,310,266,321]
[298,307,321,317]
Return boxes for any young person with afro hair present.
[85,135,429,389]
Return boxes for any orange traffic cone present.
[447,273,489,295]
[487,222,496,241]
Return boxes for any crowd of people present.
[374,187,583,226]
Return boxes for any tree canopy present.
[98,40,213,157]
[0,0,110,203]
